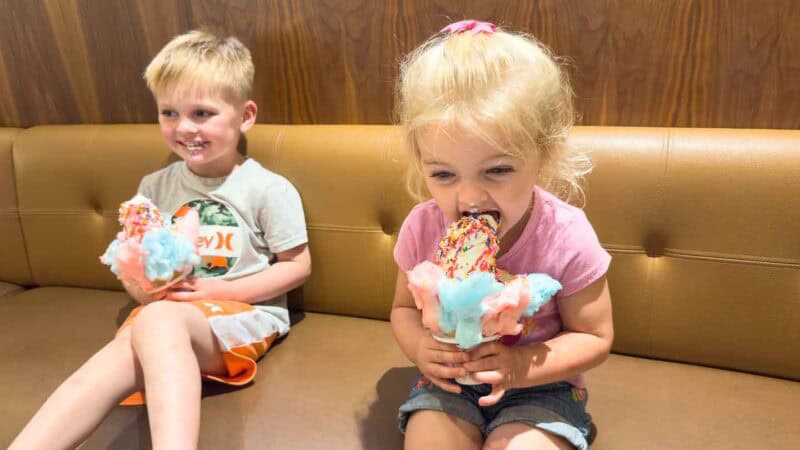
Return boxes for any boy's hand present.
[165,277,232,302]
[415,332,470,394]
[464,341,525,406]
[122,279,166,305]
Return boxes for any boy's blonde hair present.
[144,30,254,103]
[397,26,591,204]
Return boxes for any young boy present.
[10,30,311,450]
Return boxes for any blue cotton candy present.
[438,272,504,348]
[140,228,200,282]
[435,272,562,349]
[524,274,562,316]
[100,239,121,276]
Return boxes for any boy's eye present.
[160,110,177,118]
[194,110,215,118]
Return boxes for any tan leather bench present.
[1,125,797,449]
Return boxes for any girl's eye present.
[486,166,514,176]
[160,110,177,118]
[429,171,454,180]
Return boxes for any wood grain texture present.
[0,0,797,128]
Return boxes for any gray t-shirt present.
[138,158,308,336]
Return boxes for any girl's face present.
[418,125,539,240]
[156,84,256,178]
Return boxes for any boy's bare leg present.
[130,301,226,450]
[9,327,143,450]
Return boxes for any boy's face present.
[155,84,256,178]
[418,124,539,240]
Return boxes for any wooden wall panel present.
[0,0,798,128]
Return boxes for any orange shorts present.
[118,300,278,406]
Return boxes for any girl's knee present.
[406,411,482,450]
[483,423,572,450]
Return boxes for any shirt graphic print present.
[174,199,242,277]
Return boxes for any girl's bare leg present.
[483,422,573,450]
[404,410,483,450]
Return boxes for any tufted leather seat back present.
[0,128,29,286]
[7,125,799,379]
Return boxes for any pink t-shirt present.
[394,185,611,353]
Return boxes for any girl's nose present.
[457,184,489,211]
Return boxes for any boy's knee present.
[136,300,183,321]
[130,301,190,343]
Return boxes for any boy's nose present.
[177,118,198,134]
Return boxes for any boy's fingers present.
[165,291,195,302]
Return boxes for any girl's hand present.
[164,277,232,302]
[464,341,525,406]
[415,332,470,394]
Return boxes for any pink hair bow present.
[441,20,497,35]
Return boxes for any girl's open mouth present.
[462,210,501,223]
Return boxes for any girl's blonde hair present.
[144,30,254,104]
[397,25,591,204]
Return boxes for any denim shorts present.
[398,377,593,449]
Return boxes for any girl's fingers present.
[468,369,504,385]
[435,349,470,364]
[430,339,461,351]
[463,355,499,373]
[478,385,506,407]
[428,375,462,394]
[437,363,467,380]
[467,342,501,360]
[424,358,466,379]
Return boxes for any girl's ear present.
[240,100,258,133]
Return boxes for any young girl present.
[390,21,613,450]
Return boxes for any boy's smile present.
[183,141,209,156]
[156,85,256,178]
[418,125,539,244]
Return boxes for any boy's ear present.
[240,100,258,133]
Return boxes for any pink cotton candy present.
[113,240,154,292]
[174,209,200,248]
[101,195,201,295]
[481,277,531,337]
[407,261,444,334]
